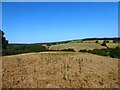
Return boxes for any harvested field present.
[2,52,118,88]
[49,43,106,51]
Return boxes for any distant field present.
[49,43,106,51]
[106,43,120,48]
[2,52,118,88]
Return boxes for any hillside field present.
[49,43,106,51]
[106,43,120,48]
[2,52,118,88]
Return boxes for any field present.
[2,52,118,88]
[106,43,120,48]
[49,43,106,51]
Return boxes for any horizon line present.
[9,36,120,44]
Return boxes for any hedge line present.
[79,47,120,58]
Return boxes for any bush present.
[88,50,92,53]
[61,48,75,52]
[109,47,120,58]
[47,49,59,51]
[91,49,109,56]
[101,41,107,46]
[113,40,117,43]
[95,40,99,43]
[86,47,120,58]
[79,49,87,52]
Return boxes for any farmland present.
[49,43,106,51]
[1,1,119,88]
[2,52,118,88]
[106,43,120,48]
[1,37,120,88]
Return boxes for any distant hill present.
[9,37,120,46]
[45,37,120,45]
[81,37,120,41]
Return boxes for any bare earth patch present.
[2,52,118,88]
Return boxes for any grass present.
[106,43,120,47]
[16,57,22,63]
[50,43,105,51]
[52,43,100,47]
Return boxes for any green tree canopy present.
[0,30,8,49]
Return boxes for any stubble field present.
[2,52,118,88]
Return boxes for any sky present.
[2,2,118,43]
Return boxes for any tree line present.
[1,30,120,58]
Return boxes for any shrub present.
[88,50,92,53]
[91,49,109,56]
[95,40,99,43]
[113,40,117,43]
[87,47,120,58]
[61,48,75,52]
[79,49,87,52]
[109,47,120,58]
[101,41,107,46]
[47,49,59,51]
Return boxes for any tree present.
[113,40,117,43]
[106,40,109,43]
[0,30,8,49]
[95,40,99,43]
[101,41,107,47]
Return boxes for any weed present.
[67,64,71,69]
[81,58,83,61]
[16,57,21,63]
[63,73,68,80]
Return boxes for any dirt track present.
[2,52,118,88]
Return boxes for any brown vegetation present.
[2,52,118,88]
